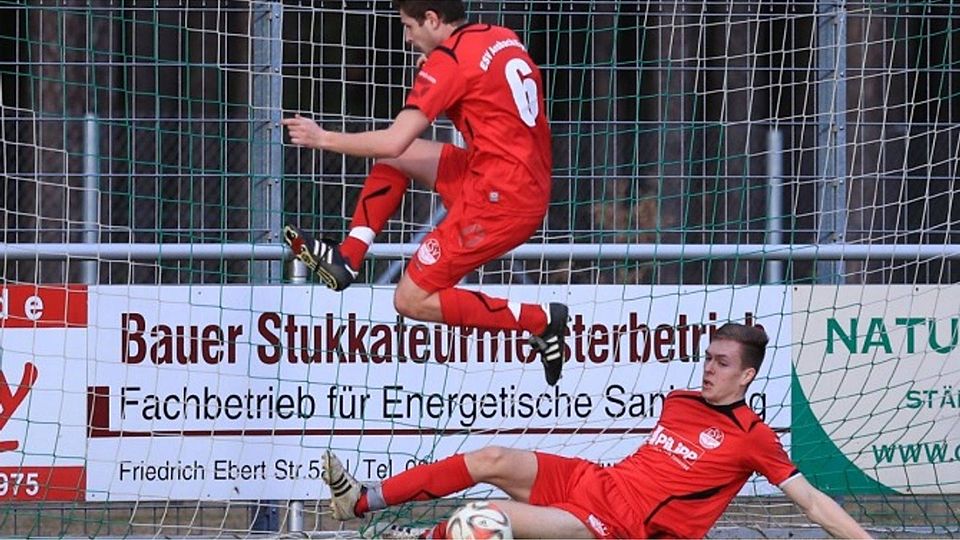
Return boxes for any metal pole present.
[250,1,283,530]
[82,114,100,285]
[288,500,304,534]
[766,129,784,284]
[288,259,309,284]
[4,242,960,261]
[250,0,283,283]
[816,0,848,284]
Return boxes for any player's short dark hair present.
[713,323,768,373]
[393,0,466,24]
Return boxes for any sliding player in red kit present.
[321,324,872,539]
[282,0,568,386]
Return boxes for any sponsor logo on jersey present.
[587,514,610,537]
[417,239,442,266]
[418,70,437,84]
[699,427,725,449]
[647,425,703,469]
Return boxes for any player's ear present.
[424,10,441,29]
[740,366,757,387]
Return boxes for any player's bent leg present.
[351,452,476,520]
[339,164,409,270]
[464,446,538,502]
[379,138,446,191]
[394,273,444,323]
[494,500,595,539]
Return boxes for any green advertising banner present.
[792,285,959,495]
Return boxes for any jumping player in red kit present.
[282,0,568,385]
[320,323,872,539]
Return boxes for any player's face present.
[399,10,444,53]
[702,339,756,406]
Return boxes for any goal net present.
[0,0,958,538]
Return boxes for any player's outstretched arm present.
[282,108,430,158]
[781,475,872,539]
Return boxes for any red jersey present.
[405,23,552,217]
[609,390,799,538]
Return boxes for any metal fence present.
[1,1,958,287]
[1,1,959,536]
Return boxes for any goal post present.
[0,1,958,538]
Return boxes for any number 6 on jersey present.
[505,58,540,127]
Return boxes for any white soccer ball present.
[447,501,514,540]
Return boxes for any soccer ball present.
[447,501,514,540]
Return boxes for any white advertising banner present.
[9,283,956,500]
[792,285,960,495]
[82,284,791,501]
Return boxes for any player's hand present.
[416,54,428,69]
[282,114,329,149]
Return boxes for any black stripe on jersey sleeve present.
[783,469,801,482]
[450,23,492,50]
[400,105,421,113]
[451,22,485,36]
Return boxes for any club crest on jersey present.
[418,239,442,265]
[699,427,725,450]
[647,425,703,469]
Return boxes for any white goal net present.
[0,1,957,537]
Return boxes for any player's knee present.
[394,279,438,321]
[393,292,411,317]
[393,290,420,320]
[468,446,513,480]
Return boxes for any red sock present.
[439,288,548,334]
[355,489,370,516]
[423,520,448,539]
[339,163,408,269]
[338,236,369,271]
[381,454,475,505]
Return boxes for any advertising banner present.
[80,284,790,501]
[792,285,960,495]
[0,285,87,502]
[5,283,953,500]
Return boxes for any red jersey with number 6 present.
[405,23,552,217]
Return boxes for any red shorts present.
[406,144,543,292]
[529,452,643,539]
